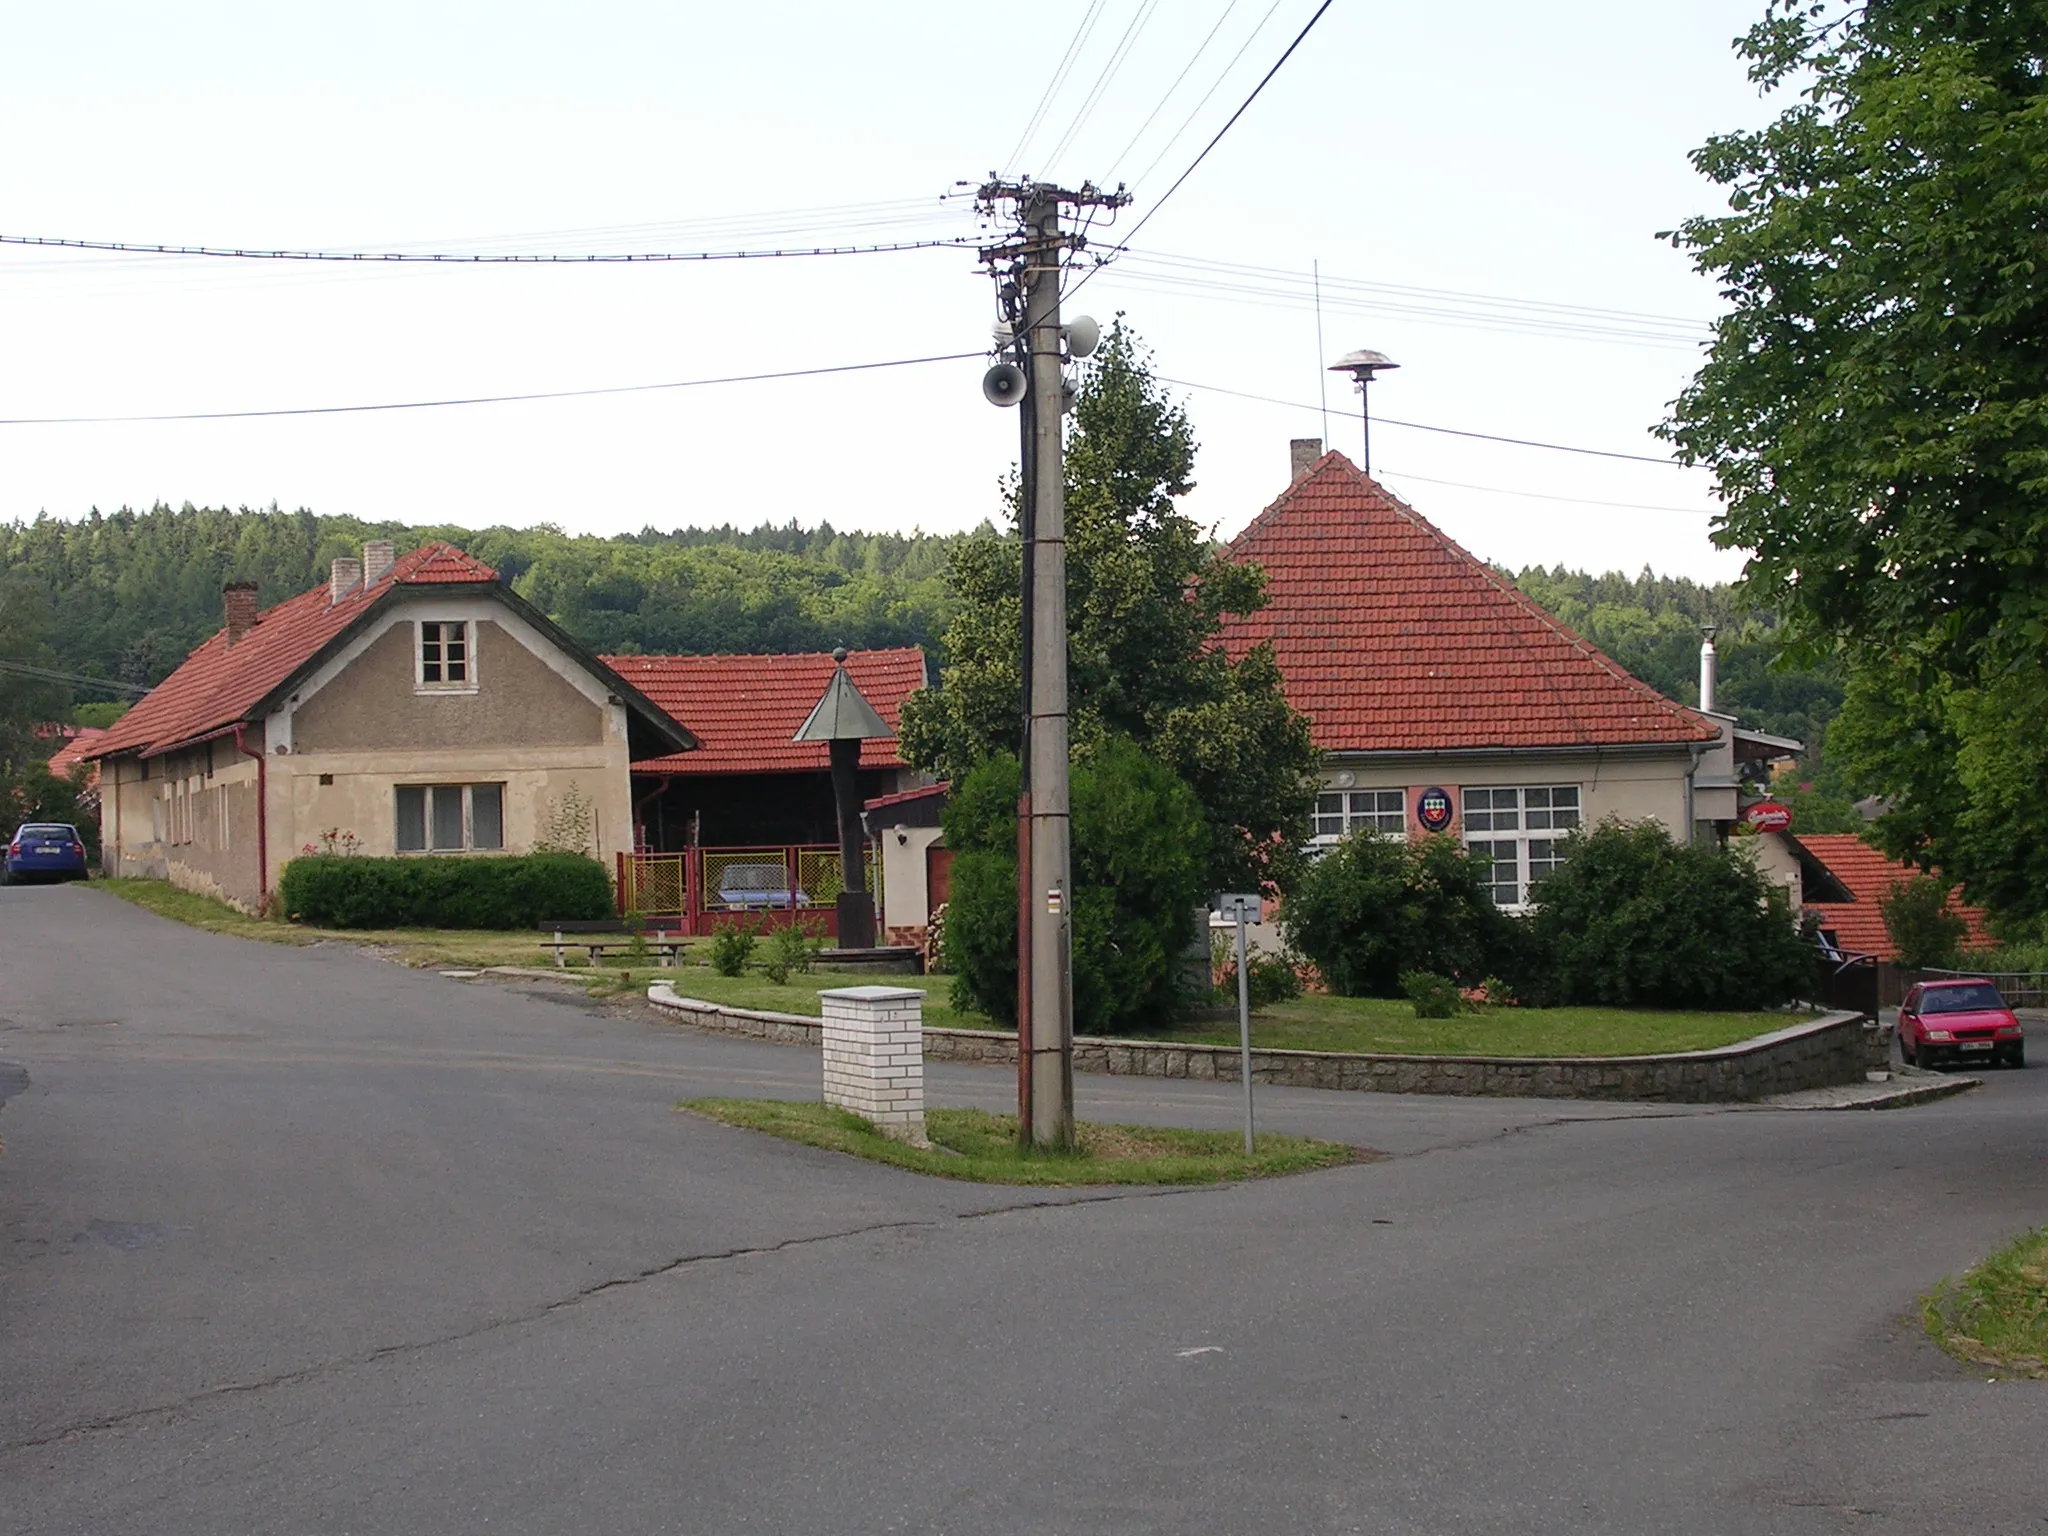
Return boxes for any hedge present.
[277,853,613,930]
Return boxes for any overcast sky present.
[0,1,1779,580]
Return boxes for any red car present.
[1898,979,2026,1070]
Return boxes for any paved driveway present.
[2,883,2044,1534]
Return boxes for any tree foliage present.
[1666,1,2048,672]
[1878,872,1970,970]
[1524,822,1813,1009]
[1280,834,1512,999]
[899,320,1318,891]
[939,742,1207,1036]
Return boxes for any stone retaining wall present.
[643,985,1871,1103]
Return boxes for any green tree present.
[899,320,1318,890]
[1280,833,1511,999]
[1665,2,2048,671]
[1878,873,1969,970]
[940,741,1207,1035]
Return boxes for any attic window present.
[417,621,473,690]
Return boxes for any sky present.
[0,1,1783,580]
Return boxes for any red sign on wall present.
[1742,800,1792,832]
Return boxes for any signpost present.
[1742,800,1793,833]
[1216,892,1263,1153]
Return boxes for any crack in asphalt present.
[0,1183,1217,1455]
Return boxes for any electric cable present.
[1103,0,1244,179]
[1126,0,1288,192]
[0,352,984,426]
[1156,374,1689,466]
[1007,0,1109,171]
[1069,0,1333,301]
[0,233,981,264]
[0,658,152,696]
[1041,0,1163,172]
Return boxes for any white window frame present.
[415,619,477,694]
[1463,785,1581,908]
[395,783,505,853]
[1311,787,1408,848]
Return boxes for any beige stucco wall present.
[1744,831,1804,915]
[877,824,945,932]
[291,620,604,752]
[1315,748,1694,841]
[98,744,266,910]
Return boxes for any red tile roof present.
[1796,833,1995,959]
[1220,453,1719,753]
[85,543,499,761]
[863,780,948,813]
[610,649,927,775]
[46,727,107,780]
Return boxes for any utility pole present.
[977,177,1126,1149]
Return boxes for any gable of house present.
[1795,833,1994,959]
[1221,452,1717,755]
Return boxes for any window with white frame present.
[1312,788,1407,844]
[1463,785,1581,906]
[416,620,473,689]
[395,784,504,853]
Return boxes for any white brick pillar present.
[819,985,929,1147]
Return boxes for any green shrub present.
[1880,874,1969,970]
[1214,942,1304,1009]
[709,919,758,977]
[760,920,822,985]
[1523,821,1812,1008]
[277,852,611,929]
[941,740,1208,1035]
[1401,970,1464,1019]
[1280,833,1512,998]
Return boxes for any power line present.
[0,232,980,264]
[1127,0,1288,191]
[1071,0,1334,300]
[1104,0,1244,179]
[1042,0,1163,171]
[1157,374,1690,465]
[1007,0,1109,171]
[0,352,984,427]
[0,658,152,696]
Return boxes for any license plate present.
[1960,1041,1993,1051]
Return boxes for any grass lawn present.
[95,877,561,970]
[1144,991,1806,1057]
[1923,1227,2048,1378]
[653,965,981,1029]
[683,1099,1364,1185]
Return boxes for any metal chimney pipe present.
[1699,625,1719,714]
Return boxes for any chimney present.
[1290,437,1323,483]
[329,556,363,605]
[1699,625,1719,714]
[362,539,397,587]
[222,581,260,647]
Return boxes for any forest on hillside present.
[0,503,1857,826]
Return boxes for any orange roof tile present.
[611,649,926,775]
[46,727,107,780]
[1796,833,1995,959]
[86,543,500,761]
[1219,453,1719,754]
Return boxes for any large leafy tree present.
[897,320,1318,891]
[1666,0,2048,669]
[1667,2,2048,924]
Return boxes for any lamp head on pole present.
[1328,348,1399,388]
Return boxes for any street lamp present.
[793,647,893,950]
[1328,349,1399,474]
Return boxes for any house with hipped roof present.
[85,540,697,913]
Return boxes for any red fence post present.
[615,850,627,916]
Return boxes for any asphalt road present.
[2,882,2043,1535]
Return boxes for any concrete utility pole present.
[977,177,1126,1149]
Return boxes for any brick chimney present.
[362,539,397,587]
[222,581,260,646]
[330,556,363,605]
[1290,437,1323,482]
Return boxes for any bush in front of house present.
[1280,832,1513,998]
[1523,821,1812,1009]
[1879,873,1969,970]
[941,739,1209,1035]
[278,852,612,929]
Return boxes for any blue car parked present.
[3,822,89,884]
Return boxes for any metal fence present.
[1918,967,2048,1009]
[615,844,881,935]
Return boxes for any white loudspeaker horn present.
[1063,314,1100,358]
[982,362,1026,407]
